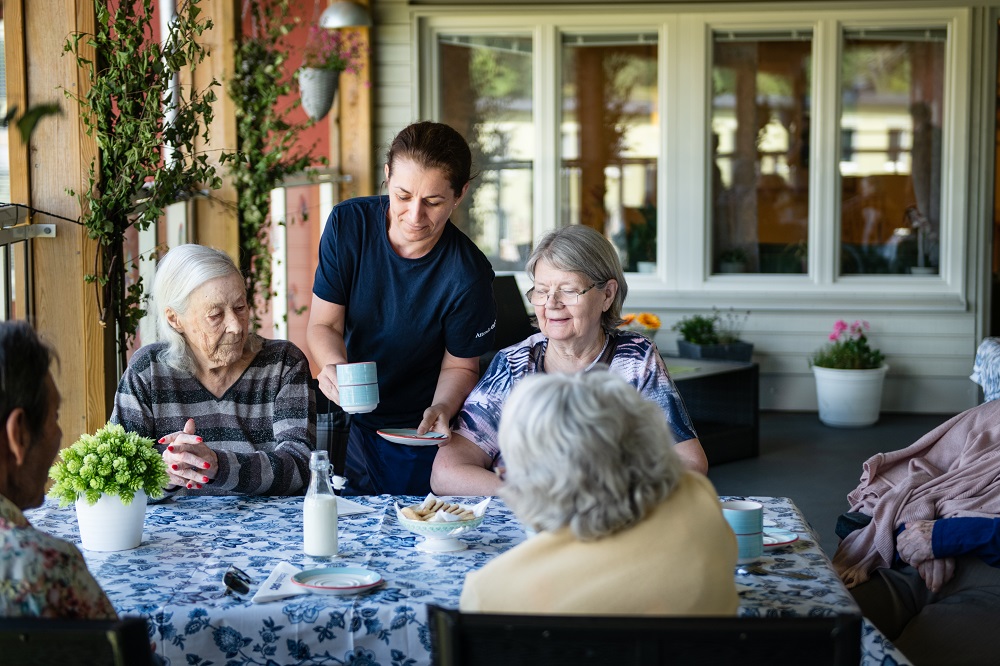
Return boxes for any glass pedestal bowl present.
[396,511,485,552]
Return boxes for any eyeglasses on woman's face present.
[525,284,597,306]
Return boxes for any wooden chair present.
[428,604,861,666]
[0,615,155,666]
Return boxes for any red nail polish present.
[203,462,210,469]
[158,438,165,444]
[186,483,192,489]
[167,445,174,452]
[195,437,203,443]
[171,464,178,470]
[202,476,208,483]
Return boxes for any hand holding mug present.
[316,363,341,404]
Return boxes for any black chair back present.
[0,615,154,666]
[492,275,535,349]
[480,275,536,375]
[428,605,861,666]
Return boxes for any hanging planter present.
[298,67,339,121]
[297,24,364,122]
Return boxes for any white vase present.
[812,364,889,428]
[75,490,147,551]
[298,67,339,121]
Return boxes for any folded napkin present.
[335,495,374,516]
[251,561,307,603]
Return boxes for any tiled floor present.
[707,410,955,557]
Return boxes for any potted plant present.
[297,24,364,121]
[718,247,748,273]
[226,0,324,322]
[672,308,753,362]
[49,423,169,551]
[65,0,223,371]
[626,204,657,273]
[619,312,661,340]
[810,319,888,428]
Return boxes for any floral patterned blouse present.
[0,493,116,619]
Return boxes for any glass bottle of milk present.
[303,450,338,557]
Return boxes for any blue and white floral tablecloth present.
[27,494,908,666]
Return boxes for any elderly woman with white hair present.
[460,371,737,615]
[111,244,314,495]
[432,225,707,497]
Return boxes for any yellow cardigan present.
[460,472,739,615]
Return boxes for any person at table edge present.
[460,371,736,614]
[307,121,496,496]
[833,399,1000,665]
[431,225,708,497]
[0,321,116,619]
[112,244,315,496]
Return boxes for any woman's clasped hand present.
[160,418,217,490]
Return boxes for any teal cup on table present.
[337,362,379,414]
[721,499,763,562]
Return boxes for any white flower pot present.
[75,490,147,551]
[298,67,339,121]
[812,364,889,428]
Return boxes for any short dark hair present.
[0,321,55,436]
[385,121,475,197]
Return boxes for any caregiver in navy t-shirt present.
[311,195,496,494]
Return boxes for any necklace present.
[582,332,610,373]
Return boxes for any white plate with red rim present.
[291,567,383,595]
[377,429,448,446]
[763,529,799,548]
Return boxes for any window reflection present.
[438,34,534,271]
[711,33,812,274]
[839,29,945,276]
[560,33,658,273]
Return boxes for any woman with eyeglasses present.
[431,225,707,497]
[307,121,497,496]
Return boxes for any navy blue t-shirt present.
[313,195,497,432]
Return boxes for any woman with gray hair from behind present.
[111,244,314,496]
[460,370,738,615]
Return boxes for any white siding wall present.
[369,1,995,416]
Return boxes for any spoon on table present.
[737,564,816,580]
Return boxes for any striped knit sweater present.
[110,337,315,496]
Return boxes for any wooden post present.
[23,0,113,439]
[336,0,373,198]
[192,0,240,262]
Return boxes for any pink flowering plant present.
[301,25,364,73]
[811,320,885,370]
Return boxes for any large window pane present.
[438,35,534,271]
[561,33,658,273]
[711,32,812,274]
[839,29,945,276]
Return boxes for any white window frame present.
[415,5,971,311]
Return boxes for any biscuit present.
[405,501,475,522]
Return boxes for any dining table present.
[27,494,910,666]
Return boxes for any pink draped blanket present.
[833,400,1000,588]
